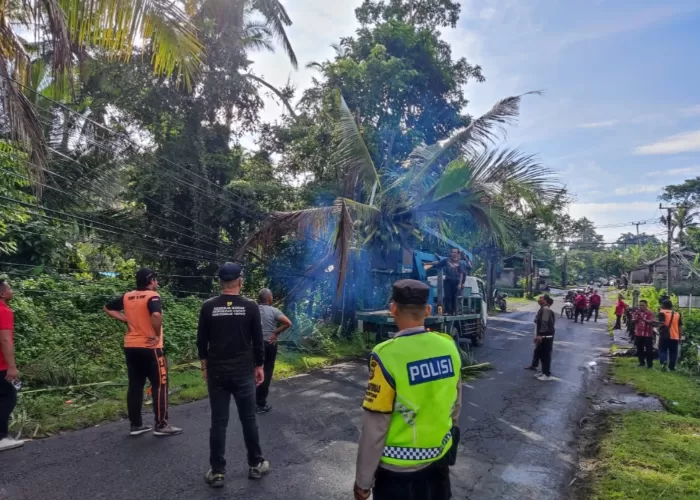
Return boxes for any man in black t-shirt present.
[197,263,268,488]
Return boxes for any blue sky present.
[250,0,700,242]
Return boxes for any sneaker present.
[204,469,225,488]
[248,459,270,479]
[534,373,542,379]
[153,424,183,437]
[0,437,24,452]
[256,405,272,414]
[537,374,554,381]
[130,425,152,436]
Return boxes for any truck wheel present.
[471,320,485,347]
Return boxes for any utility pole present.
[525,247,533,299]
[562,253,568,288]
[631,220,647,250]
[660,203,691,293]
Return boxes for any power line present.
[1,143,237,250]
[0,72,269,221]
[0,193,226,261]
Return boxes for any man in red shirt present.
[0,279,23,451]
[614,294,628,330]
[574,292,587,323]
[587,290,602,322]
[633,300,655,368]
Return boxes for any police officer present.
[354,279,462,500]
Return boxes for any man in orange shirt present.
[658,299,682,371]
[104,268,182,437]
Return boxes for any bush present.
[7,275,203,386]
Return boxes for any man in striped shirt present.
[633,300,655,368]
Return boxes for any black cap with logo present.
[392,279,430,305]
[218,262,242,281]
[136,268,157,288]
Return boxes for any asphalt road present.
[1,298,610,500]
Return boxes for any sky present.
[248,0,700,243]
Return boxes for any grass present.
[612,357,700,418]
[585,357,700,499]
[507,296,536,304]
[10,343,366,439]
[591,412,700,500]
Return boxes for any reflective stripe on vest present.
[383,430,452,461]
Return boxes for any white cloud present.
[633,130,700,155]
[645,166,700,177]
[614,185,660,196]
[577,120,619,129]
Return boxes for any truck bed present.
[357,310,481,325]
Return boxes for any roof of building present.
[645,247,696,266]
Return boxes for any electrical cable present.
[0,194,226,260]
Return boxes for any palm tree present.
[237,91,558,292]
[2,0,299,187]
[662,207,699,246]
[1,0,204,181]
[189,0,297,68]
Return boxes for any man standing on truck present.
[353,279,462,500]
[425,248,467,315]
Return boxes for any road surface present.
[1,298,610,500]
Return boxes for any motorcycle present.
[561,301,574,319]
[494,290,508,312]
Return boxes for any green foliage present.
[613,357,700,418]
[7,275,203,385]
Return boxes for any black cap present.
[136,268,157,288]
[218,262,242,281]
[392,279,430,305]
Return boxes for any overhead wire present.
[0,193,227,261]
[0,72,271,221]
[6,97,330,250]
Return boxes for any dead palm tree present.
[237,91,559,292]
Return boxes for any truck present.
[356,245,487,351]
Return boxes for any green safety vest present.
[374,330,461,467]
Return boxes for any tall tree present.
[355,0,462,29]
[0,0,204,180]
[299,18,484,176]
[241,92,557,295]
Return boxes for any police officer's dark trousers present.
[373,460,451,500]
[208,370,263,472]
